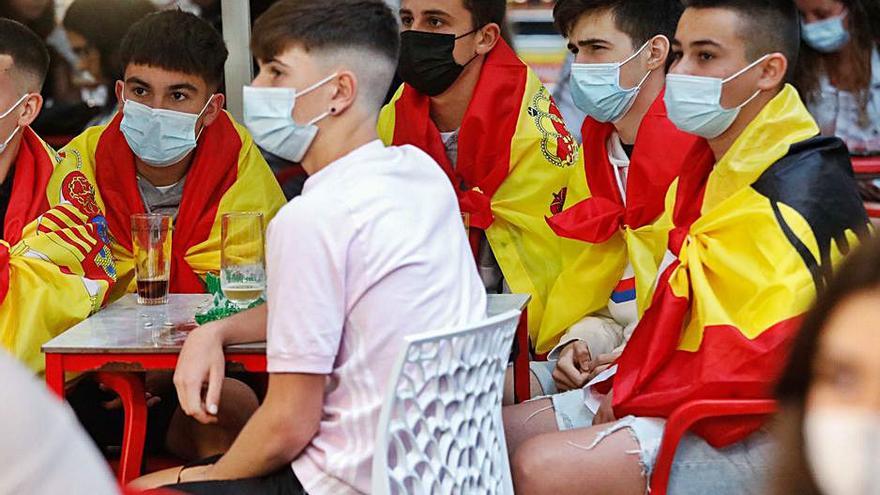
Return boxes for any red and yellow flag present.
[611,85,871,446]
[378,39,579,334]
[53,112,286,300]
[1,127,116,373]
[535,94,706,352]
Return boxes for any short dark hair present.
[251,0,399,110]
[462,0,506,29]
[63,0,157,82]
[251,0,398,64]
[772,235,880,495]
[553,0,684,47]
[118,10,228,90]
[684,0,800,80]
[0,18,50,88]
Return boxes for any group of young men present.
[0,0,870,493]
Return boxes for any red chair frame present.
[649,399,778,495]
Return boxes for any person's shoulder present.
[271,188,347,231]
[382,143,447,179]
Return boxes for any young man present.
[132,1,486,493]
[0,19,114,374]
[508,1,870,494]
[378,0,579,336]
[52,10,286,300]
[55,9,284,462]
[519,0,703,403]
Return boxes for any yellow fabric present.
[52,113,286,301]
[663,85,862,350]
[534,140,674,353]
[379,73,579,337]
[1,141,115,374]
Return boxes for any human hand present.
[552,341,592,391]
[586,351,622,382]
[173,322,227,424]
[592,390,616,426]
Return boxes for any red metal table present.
[42,293,529,485]
[42,294,266,484]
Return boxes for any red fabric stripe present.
[5,127,53,244]
[70,224,97,250]
[95,112,242,293]
[546,94,706,243]
[390,39,527,230]
[613,277,635,292]
[0,244,8,305]
[51,226,89,258]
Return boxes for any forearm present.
[217,304,268,345]
[208,404,309,479]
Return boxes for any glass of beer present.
[221,212,266,308]
[131,213,173,305]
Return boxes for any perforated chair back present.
[372,310,521,495]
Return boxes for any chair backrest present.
[372,309,521,495]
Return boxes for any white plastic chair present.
[372,309,521,495]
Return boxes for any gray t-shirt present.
[441,128,505,293]
[137,175,186,219]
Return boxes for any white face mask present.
[570,40,653,123]
[0,94,29,155]
[119,95,214,167]
[242,73,336,164]
[664,55,768,139]
[801,13,850,53]
[805,408,880,495]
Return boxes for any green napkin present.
[195,273,265,325]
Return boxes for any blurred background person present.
[0,0,84,137]
[795,0,879,156]
[62,0,157,128]
[773,235,880,495]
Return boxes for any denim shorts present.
[527,362,774,494]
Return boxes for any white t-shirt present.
[265,140,487,495]
[0,352,119,495]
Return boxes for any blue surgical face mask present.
[120,95,214,167]
[0,94,28,155]
[664,55,768,139]
[801,13,850,53]
[243,73,336,163]
[570,40,653,123]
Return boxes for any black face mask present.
[397,29,478,97]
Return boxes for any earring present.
[330,107,337,114]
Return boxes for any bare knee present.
[511,436,558,495]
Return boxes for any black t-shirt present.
[622,143,635,159]
[0,169,13,240]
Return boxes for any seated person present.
[131,0,486,492]
[506,1,870,494]
[794,0,880,203]
[53,9,286,301]
[378,0,579,336]
[794,0,879,156]
[63,0,158,129]
[525,0,705,401]
[0,349,119,494]
[771,235,880,495]
[0,18,114,374]
[54,9,284,461]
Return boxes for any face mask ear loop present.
[307,111,331,127]
[720,54,770,110]
[298,73,340,99]
[0,94,29,119]
[619,40,654,90]
[193,94,216,143]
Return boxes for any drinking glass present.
[221,212,266,308]
[131,213,173,305]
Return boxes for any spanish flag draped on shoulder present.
[611,85,871,446]
[535,93,706,353]
[1,127,115,373]
[378,39,579,334]
[53,112,286,300]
